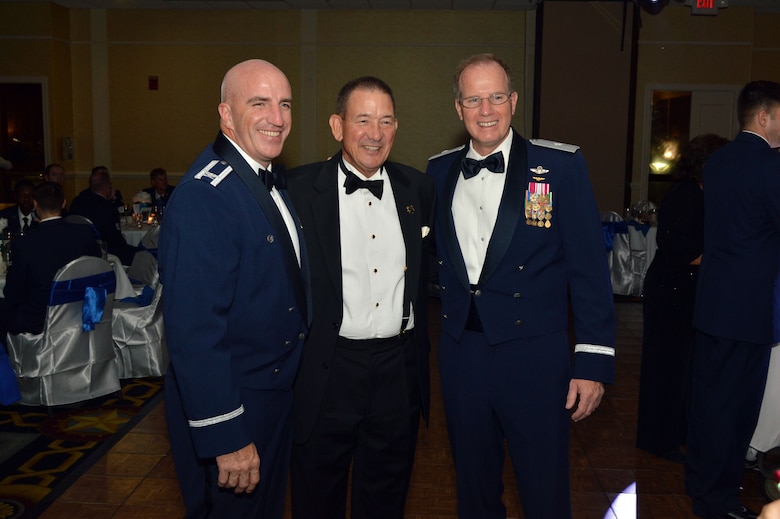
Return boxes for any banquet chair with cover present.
[112,250,168,378]
[601,211,632,296]
[6,256,120,406]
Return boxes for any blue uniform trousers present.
[439,329,572,519]
[685,332,771,517]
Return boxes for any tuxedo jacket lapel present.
[309,154,344,304]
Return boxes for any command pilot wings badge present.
[194,160,232,187]
[530,166,549,178]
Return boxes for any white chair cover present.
[6,256,120,406]
[112,251,168,378]
[601,211,632,296]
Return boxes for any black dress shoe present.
[711,505,759,519]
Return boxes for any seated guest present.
[0,180,37,236]
[43,163,68,215]
[143,168,175,209]
[42,163,65,186]
[70,167,138,265]
[0,182,101,338]
[78,166,126,212]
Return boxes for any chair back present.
[113,251,168,378]
[65,214,105,258]
[7,256,120,406]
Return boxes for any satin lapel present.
[478,131,528,285]
[213,133,308,318]
[309,153,344,304]
[442,148,471,290]
[386,163,419,310]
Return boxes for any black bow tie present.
[343,170,384,199]
[259,165,286,191]
[461,152,505,179]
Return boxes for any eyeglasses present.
[458,92,512,109]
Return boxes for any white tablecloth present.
[122,224,154,247]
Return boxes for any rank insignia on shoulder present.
[530,139,579,153]
[194,159,232,187]
[428,145,465,161]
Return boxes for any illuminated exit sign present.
[692,0,719,15]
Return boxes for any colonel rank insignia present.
[525,181,553,228]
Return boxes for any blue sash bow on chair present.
[49,271,116,331]
[602,220,628,252]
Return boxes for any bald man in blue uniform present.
[159,59,310,519]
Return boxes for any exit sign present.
[692,0,719,14]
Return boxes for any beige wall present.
[1,2,778,209]
[631,7,780,203]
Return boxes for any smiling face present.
[455,61,518,156]
[329,88,397,178]
[218,59,292,168]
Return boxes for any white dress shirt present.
[452,131,513,284]
[226,136,301,267]
[338,158,413,339]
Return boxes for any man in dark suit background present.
[0,181,101,339]
[426,54,615,519]
[159,58,310,519]
[143,167,175,210]
[0,180,36,236]
[286,76,434,519]
[685,80,780,519]
[69,167,138,265]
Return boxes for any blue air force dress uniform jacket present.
[427,129,615,382]
[159,132,310,517]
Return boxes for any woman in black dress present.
[636,133,730,461]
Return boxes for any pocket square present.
[421,226,431,238]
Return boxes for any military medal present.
[525,181,553,228]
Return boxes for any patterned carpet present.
[0,377,164,519]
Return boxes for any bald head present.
[218,59,293,168]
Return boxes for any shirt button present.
[273,368,280,374]
[473,289,482,297]
[514,319,523,326]
[288,306,294,312]
[518,265,524,271]
[284,340,291,346]
[298,332,305,340]
[513,293,521,298]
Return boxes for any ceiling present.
[6,0,780,10]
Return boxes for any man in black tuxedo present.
[0,180,36,236]
[0,182,101,338]
[286,76,434,519]
[142,167,175,210]
[685,80,780,519]
[69,167,138,265]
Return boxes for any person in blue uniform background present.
[685,80,780,519]
[159,58,310,519]
[426,53,615,519]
